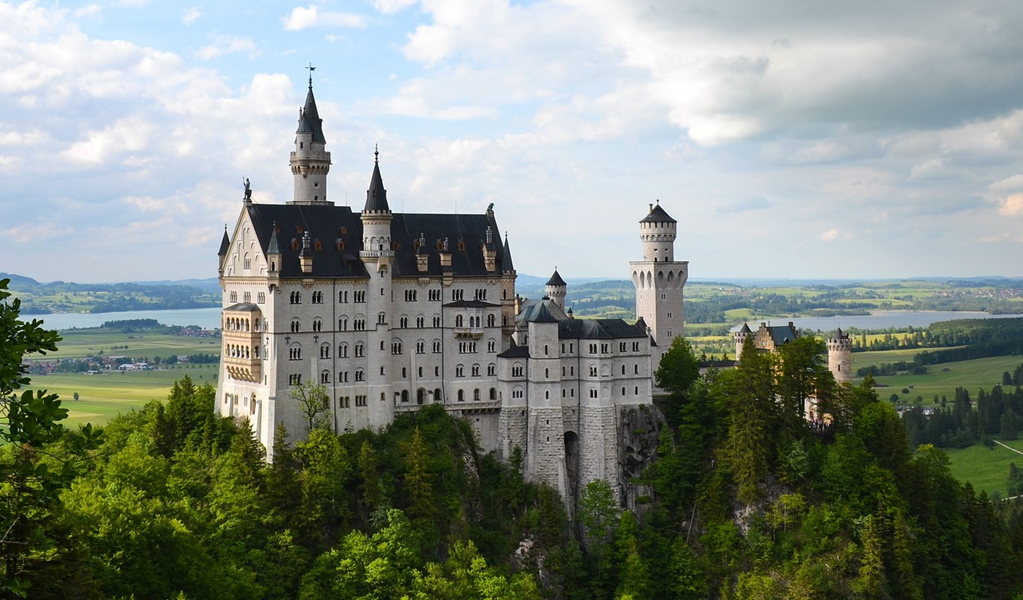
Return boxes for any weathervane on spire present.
[374,144,379,164]
[306,63,316,88]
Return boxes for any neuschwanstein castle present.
[215,78,687,501]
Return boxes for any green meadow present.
[944,438,1023,498]
[25,326,221,427]
[852,351,1023,404]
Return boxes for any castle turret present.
[217,226,230,274]
[828,328,853,384]
[523,303,567,498]
[360,148,394,429]
[733,323,751,360]
[630,201,688,352]
[289,72,332,205]
[545,268,567,312]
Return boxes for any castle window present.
[622,387,626,396]
[321,370,330,384]
[590,389,597,398]
[378,312,386,324]
[544,344,548,356]
[544,368,549,378]
[512,366,523,377]
[589,366,597,377]
[488,340,496,353]
[433,316,441,327]
[620,342,627,352]
[635,364,639,374]
[354,319,365,331]
[291,318,300,333]
[429,289,441,301]
[456,365,464,377]
[589,344,597,354]
[667,311,672,318]
[339,290,348,303]
[339,318,348,331]
[291,239,300,251]
[401,390,409,402]
[458,390,464,402]
[417,316,425,328]
[380,341,385,351]
[392,342,403,355]
[490,388,497,400]
[458,240,465,251]
[257,292,265,304]
[312,291,323,304]
[667,329,672,337]
[230,291,238,303]
[405,290,417,302]
[320,343,330,359]
[354,291,366,303]
[472,364,480,377]
[416,341,425,354]
[356,395,366,406]
[632,341,640,352]
[474,389,481,401]
[435,366,440,376]
[433,340,442,353]
[621,365,626,375]
[339,371,348,382]
[635,386,639,395]
[418,366,423,377]
[289,346,302,360]
[312,318,322,332]
[355,369,365,381]
[355,343,364,357]
[402,367,407,378]
[488,364,496,376]
[456,315,464,327]
[290,291,301,304]
[452,289,464,301]
[289,374,302,385]
[661,294,666,300]
[487,314,495,327]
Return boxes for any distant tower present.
[545,268,567,311]
[289,70,332,205]
[828,328,853,384]
[630,201,688,350]
[360,148,395,427]
[733,323,751,360]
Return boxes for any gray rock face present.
[617,404,666,513]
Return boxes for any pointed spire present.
[364,147,390,212]
[546,268,567,287]
[296,72,326,144]
[502,231,515,272]
[218,225,230,256]
[267,221,280,254]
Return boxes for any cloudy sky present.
[3,0,1023,283]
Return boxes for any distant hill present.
[1,273,219,314]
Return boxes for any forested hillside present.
[5,276,1023,599]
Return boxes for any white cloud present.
[282,5,366,31]
[373,0,416,14]
[60,117,153,166]
[182,6,201,24]
[999,193,1023,216]
[195,35,259,60]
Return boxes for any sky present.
[3,0,1023,283]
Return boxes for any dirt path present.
[993,440,1023,456]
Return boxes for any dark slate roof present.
[225,302,260,312]
[296,86,326,144]
[218,228,230,256]
[546,269,566,287]
[640,202,676,224]
[364,159,390,212]
[267,224,280,254]
[738,323,751,334]
[767,323,798,346]
[498,341,530,359]
[516,298,568,324]
[503,234,514,272]
[833,328,848,339]
[558,318,647,340]
[245,204,511,279]
[526,302,559,323]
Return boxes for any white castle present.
[215,78,687,500]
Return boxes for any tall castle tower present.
[289,72,331,206]
[360,148,395,427]
[828,328,853,384]
[630,201,688,350]
[545,269,567,311]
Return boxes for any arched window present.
[473,389,481,401]
[291,318,300,332]
[487,313,495,327]
[320,343,330,359]
[321,370,330,384]
[458,390,464,402]
[456,314,464,327]
[339,343,348,358]
[489,388,497,400]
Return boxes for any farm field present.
[28,365,220,427]
[852,352,1023,404]
[39,327,220,361]
[944,437,1023,498]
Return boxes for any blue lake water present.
[33,307,222,331]
[739,311,1023,333]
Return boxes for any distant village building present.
[214,76,688,502]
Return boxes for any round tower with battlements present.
[289,71,332,206]
[828,328,853,384]
[734,323,752,360]
[630,201,688,351]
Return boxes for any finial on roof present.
[306,63,315,88]
[374,144,379,164]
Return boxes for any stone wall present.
[618,403,666,513]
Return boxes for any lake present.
[741,311,1023,333]
[34,307,223,331]
[31,306,1023,334]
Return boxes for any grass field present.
[853,352,1023,404]
[29,364,220,427]
[944,438,1023,498]
[38,328,220,361]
